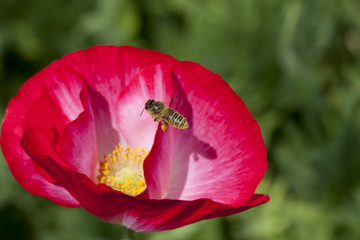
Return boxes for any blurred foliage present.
[1,0,360,239]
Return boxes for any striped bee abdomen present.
[162,108,189,129]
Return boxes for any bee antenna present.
[140,108,145,116]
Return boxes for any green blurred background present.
[1,0,360,239]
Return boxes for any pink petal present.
[49,81,123,180]
[49,45,176,114]
[51,88,98,180]
[157,61,267,207]
[78,83,121,162]
[114,64,174,149]
[0,73,79,207]
[42,66,84,121]
[20,131,269,232]
[48,45,177,150]
[143,128,173,199]
[1,46,178,207]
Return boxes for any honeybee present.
[141,99,189,132]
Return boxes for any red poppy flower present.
[0,45,268,232]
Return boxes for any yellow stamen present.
[98,143,149,196]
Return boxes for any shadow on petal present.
[165,74,218,199]
[83,83,121,162]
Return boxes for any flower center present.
[98,143,149,196]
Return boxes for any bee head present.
[145,99,155,110]
[140,99,155,116]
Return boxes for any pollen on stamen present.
[98,143,149,196]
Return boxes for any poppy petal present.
[0,73,79,207]
[21,129,269,232]
[42,66,84,121]
[114,64,174,150]
[161,62,267,207]
[49,46,176,111]
[51,88,98,180]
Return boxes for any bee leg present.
[154,117,160,122]
[161,121,169,132]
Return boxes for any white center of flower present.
[98,143,149,196]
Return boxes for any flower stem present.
[124,228,137,240]
[220,218,232,240]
